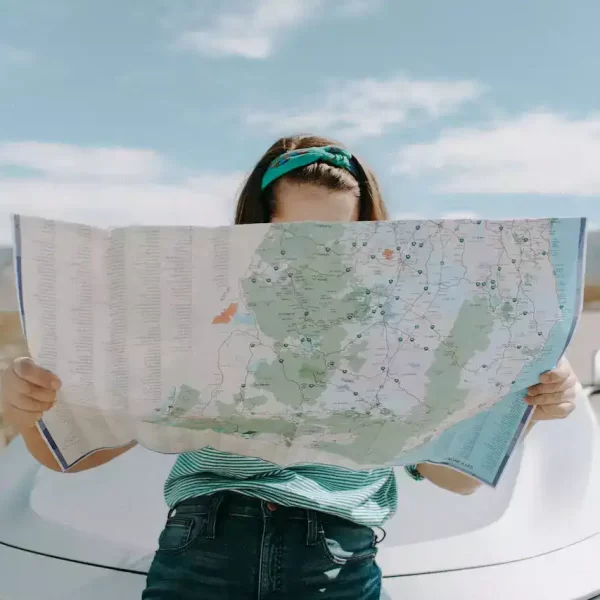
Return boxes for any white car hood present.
[1,389,599,578]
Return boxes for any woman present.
[0,135,579,599]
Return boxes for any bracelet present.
[404,464,424,481]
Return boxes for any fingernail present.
[12,358,25,376]
[51,378,61,391]
[540,373,551,383]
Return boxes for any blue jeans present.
[142,492,382,599]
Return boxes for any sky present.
[1,0,600,244]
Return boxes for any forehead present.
[273,180,358,204]
[271,181,359,221]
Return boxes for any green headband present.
[261,145,358,190]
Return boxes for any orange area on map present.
[212,302,238,324]
[382,248,394,260]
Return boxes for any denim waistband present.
[171,491,352,525]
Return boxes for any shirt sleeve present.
[404,464,424,481]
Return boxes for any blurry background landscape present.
[584,231,600,308]
[0,247,26,447]
[1,230,599,449]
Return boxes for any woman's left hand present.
[525,357,579,421]
[417,357,580,495]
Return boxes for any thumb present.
[12,356,34,378]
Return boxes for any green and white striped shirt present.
[164,448,398,528]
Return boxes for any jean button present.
[266,502,278,512]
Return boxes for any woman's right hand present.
[1,357,61,431]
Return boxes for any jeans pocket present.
[318,519,378,566]
[157,515,204,554]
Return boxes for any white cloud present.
[176,0,321,59]
[0,177,243,246]
[247,75,483,139]
[395,111,600,195]
[0,43,35,65]
[0,142,245,245]
[0,142,167,182]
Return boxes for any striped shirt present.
[164,447,398,528]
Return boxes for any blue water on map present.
[401,218,587,486]
[232,312,256,326]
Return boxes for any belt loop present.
[306,509,318,547]
[205,493,225,540]
[374,526,387,545]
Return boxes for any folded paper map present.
[13,215,586,484]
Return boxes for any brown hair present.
[235,134,389,224]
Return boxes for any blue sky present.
[1,0,599,243]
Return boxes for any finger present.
[12,392,54,414]
[525,388,577,406]
[539,358,571,384]
[12,357,61,391]
[531,402,575,421]
[528,373,578,396]
[13,376,57,405]
[6,405,43,428]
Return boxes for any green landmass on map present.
[239,222,372,409]
[151,225,498,465]
[421,295,495,426]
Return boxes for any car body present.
[1,384,600,599]
[2,314,600,599]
